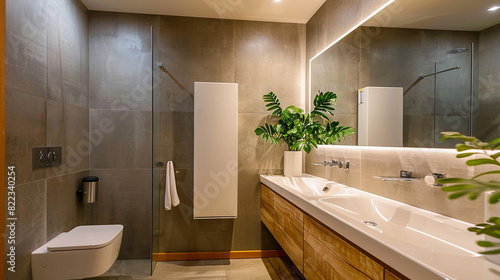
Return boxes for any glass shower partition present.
[152,24,161,274]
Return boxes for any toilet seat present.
[47,225,123,251]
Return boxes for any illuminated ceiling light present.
[488,6,500,11]
[274,0,281,2]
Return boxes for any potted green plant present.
[438,132,500,263]
[255,91,354,176]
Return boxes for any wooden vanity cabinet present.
[261,184,275,234]
[261,184,406,280]
[274,193,304,273]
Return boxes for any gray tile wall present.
[4,0,89,279]
[156,16,305,253]
[89,12,156,260]
[478,23,500,142]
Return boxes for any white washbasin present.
[281,176,352,198]
[260,174,500,280]
[319,195,479,258]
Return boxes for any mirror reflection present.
[310,0,500,148]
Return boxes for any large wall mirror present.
[310,0,500,148]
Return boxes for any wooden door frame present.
[1,0,6,275]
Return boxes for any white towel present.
[165,161,180,210]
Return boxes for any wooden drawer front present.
[304,242,337,280]
[261,185,274,233]
[274,194,304,273]
[304,216,384,280]
[384,270,402,280]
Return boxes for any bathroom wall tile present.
[198,47,235,83]
[305,4,320,60]
[46,170,89,240]
[159,166,254,252]
[160,111,193,169]
[232,170,279,250]
[234,21,306,114]
[239,113,287,172]
[4,180,47,280]
[326,0,362,48]
[89,12,155,111]
[90,169,152,259]
[46,100,64,147]
[361,0,391,19]
[5,26,47,98]
[47,0,62,102]
[478,23,500,142]
[90,110,152,169]
[305,146,328,178]
[357,147,482,223]
[325,146,361,189]
[6,0,48,47]
[403,115,434,148]
[46,103,90,178]
[157,47,197,113]
[5,90,47,185]
[159,16,234,52]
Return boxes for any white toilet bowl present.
[31,224,123,280]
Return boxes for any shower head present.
[446,48,469,54]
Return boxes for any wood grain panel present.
[261,184,275,233]
[305,216,384,280]
[304,242,335,280]
[305,230,371,280]
[153,250,286,261]
[0,0,5,274]
[384,269,402,280]
[274,193,304,273]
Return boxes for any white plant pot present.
[484,191,500,265]
[284,151,302,177]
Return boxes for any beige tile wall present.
[306,145,486,224]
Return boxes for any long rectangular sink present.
[261,174,500,280]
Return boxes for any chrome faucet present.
[311,160,338,166]
[311,160,350,170]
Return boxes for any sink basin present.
[319,195,480,258]
[281,176,352,198]
[319,195,405,225]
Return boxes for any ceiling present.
[365,0,500,31]
[80,0,326,24]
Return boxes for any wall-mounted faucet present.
[311,160,350,170]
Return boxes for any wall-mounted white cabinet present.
[193,82,238,219]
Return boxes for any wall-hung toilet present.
[31,224,123,280]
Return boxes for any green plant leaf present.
[487,138,500,149]
[477,241,500,247]
[466,159,500,167]
[480,249,500,255]
[447,190,470,199]
[456,152,476,158]
[441,184,481,191]
[254,127,264,135]
[262,92,282,116]
[473,170,500,179]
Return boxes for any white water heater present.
[358,87,403,147]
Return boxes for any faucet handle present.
[425,173,445,186]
